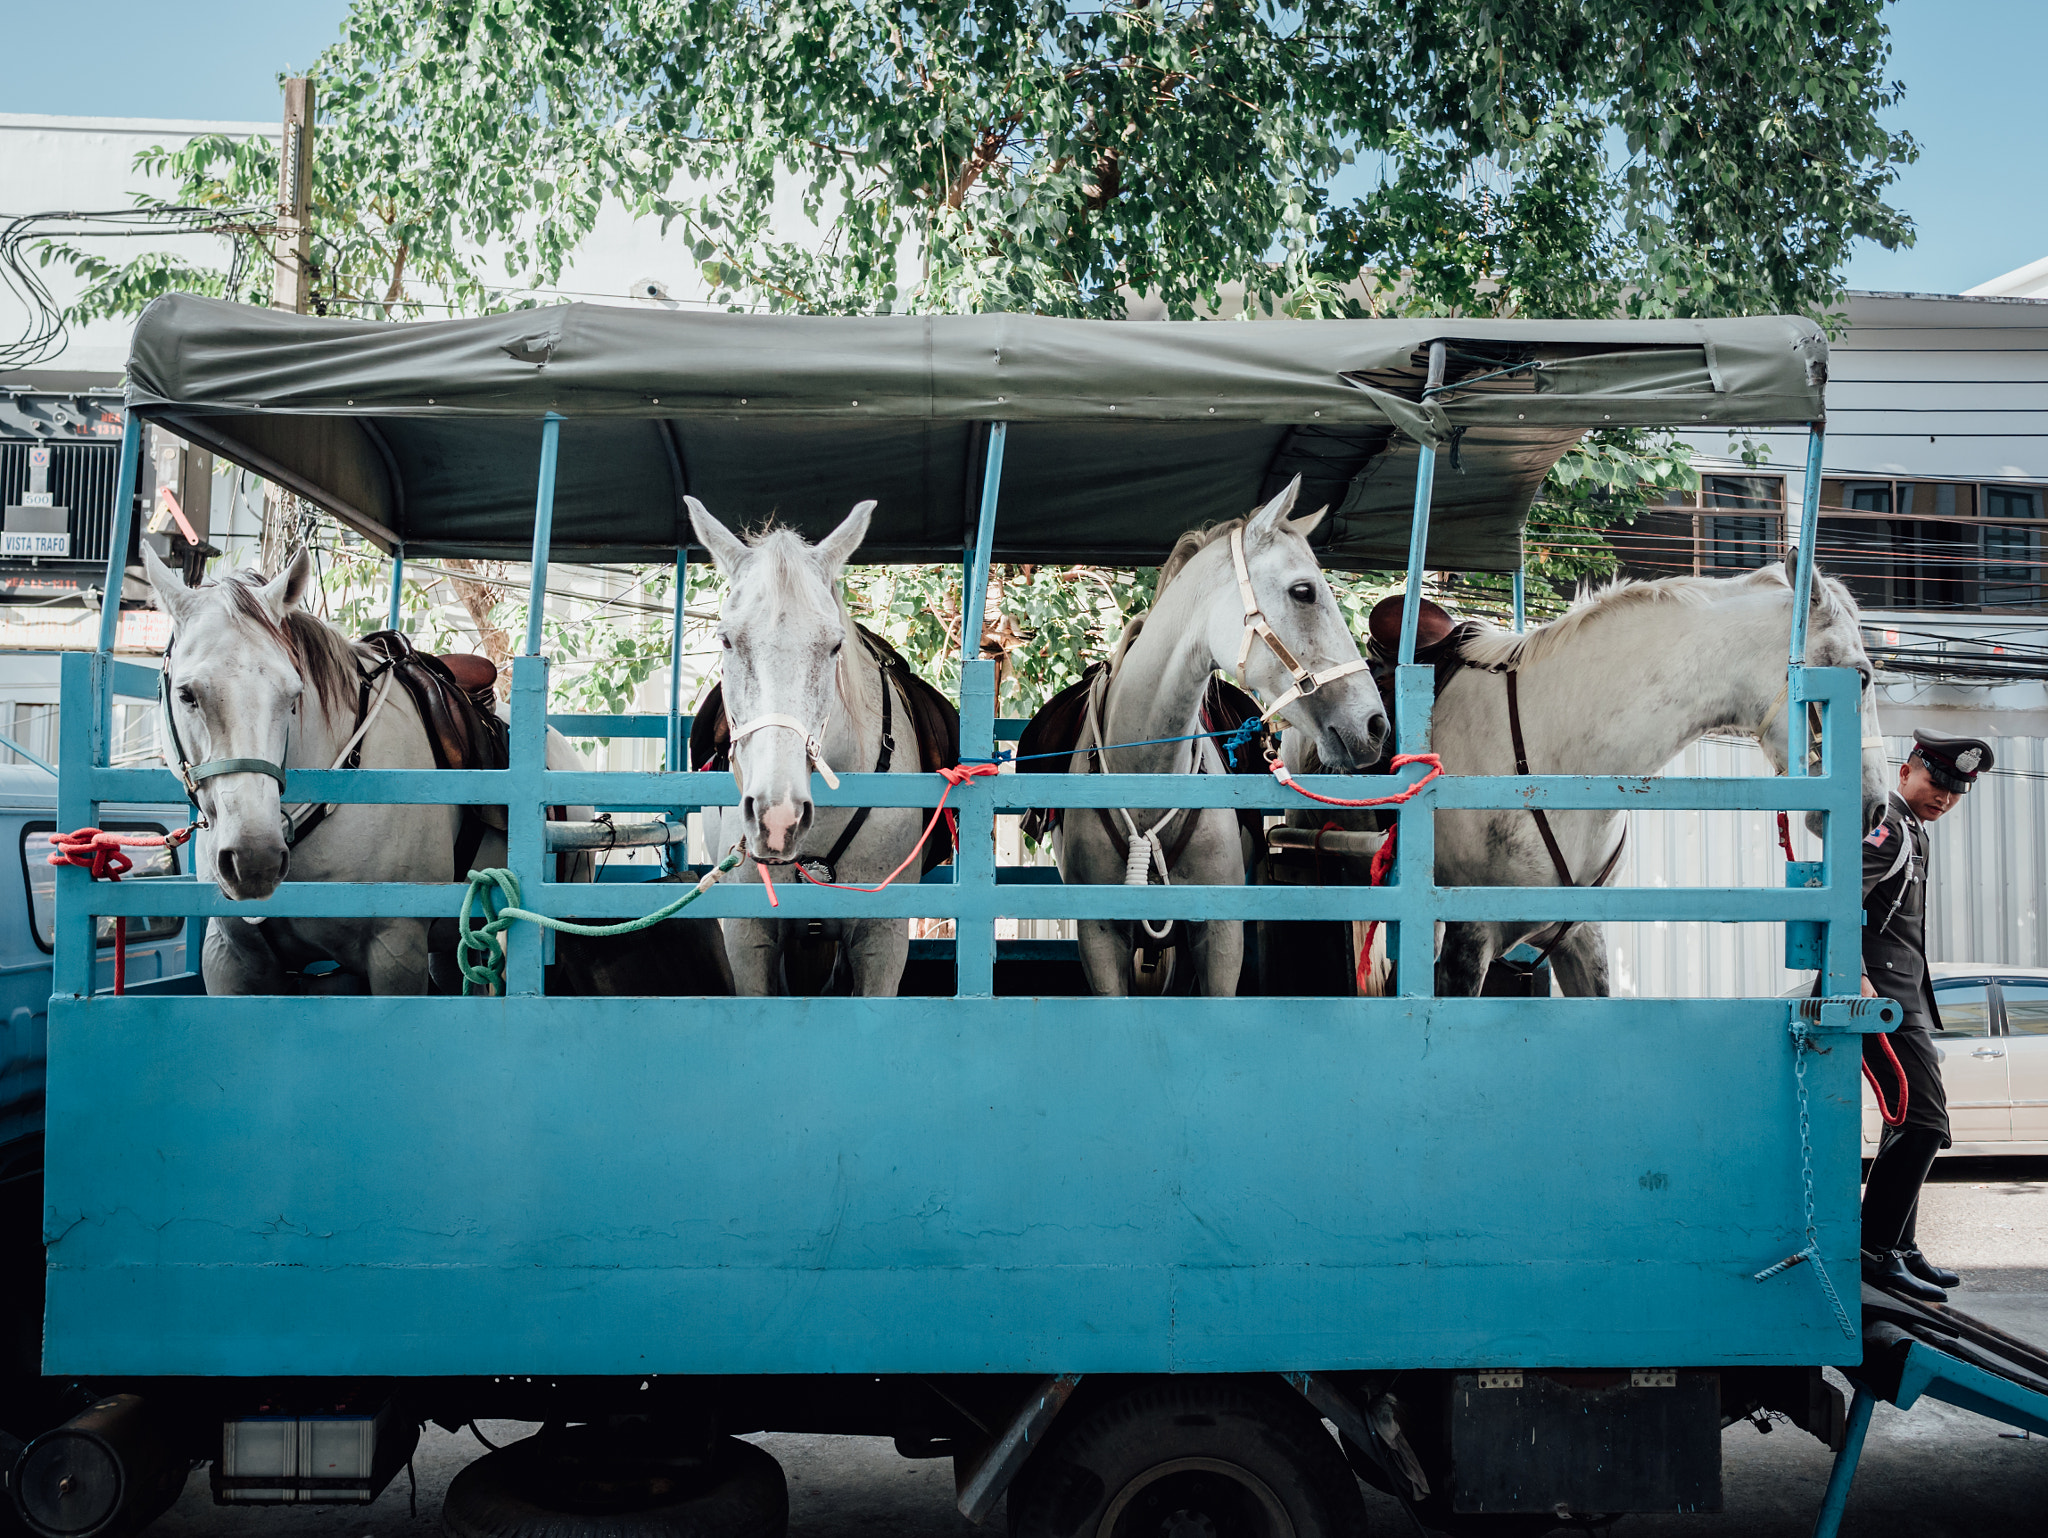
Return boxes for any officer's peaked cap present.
[1910,729,1995,793]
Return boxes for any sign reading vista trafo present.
[4,445,71,558]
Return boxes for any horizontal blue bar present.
[549,714,673,739]
[110,660,160,700]
[84,878,1843,925]
[86,765,1852,815]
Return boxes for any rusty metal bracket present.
[953,1373,1081,1525]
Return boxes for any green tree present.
[48,0,1913,665]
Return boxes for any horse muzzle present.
[743,791,813,861]
[213,838,290,901]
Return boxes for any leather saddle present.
[688,625,962,876]
[1356,594,1480,775]
[361,630,508,773]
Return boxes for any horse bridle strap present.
[726,713,842,790]
[1505,669,1628,968]
[1228,526,1371,724]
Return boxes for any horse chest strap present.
[1506,670,1577,891]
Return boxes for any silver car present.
[1863,963,2048,1158]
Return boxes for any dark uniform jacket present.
[1859,790,1950,1142]
[1862,791,1942,1035]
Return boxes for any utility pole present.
[263,76,315,571]
[273,77,315,315]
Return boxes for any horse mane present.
[216,566,362,719]
[1157,517,1245,597]
[1453,562,1814,672]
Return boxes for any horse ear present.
[686,496,751,577]
[138,540,198,625]
[1288,504,1328,539]
[812,500,876,580]
[1246,475,1302,541]
[257,546,315,620]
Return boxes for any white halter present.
[726,714,841,790]
[1229,525,1372,725]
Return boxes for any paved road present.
[150,1159,2048,1538]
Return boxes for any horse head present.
[1755,559,1888,837]
[688,495,874,863]
[141,543,317,900]
[1195,477,1389,771]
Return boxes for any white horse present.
[687,496,933,997]
[1057,478,1390,996]
[140,544,592,995]
[1297,561,1891,996]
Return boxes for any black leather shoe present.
[1864,1249,1948,1303]
[1901,1248,1961,1290]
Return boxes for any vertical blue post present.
[386,547,405,631]
[523,414,563,659]
[962,422,1007,665]
[1392,667,1437,998]
[956,662,997,998]
[667,548,689,773]
[1395,342,1447,666]
[54,651,104,998]
[1786,424,1826,777]
[96,413,144,657]
[1809,1386,1875,1538]
[503,415,562,996]
[954,423,1005,996]
[1512,566,1526,633]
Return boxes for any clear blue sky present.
[2,0,2038,297]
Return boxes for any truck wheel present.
[1008,1378,1369,1538]
[442,1433,786,1538]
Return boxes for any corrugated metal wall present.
[1606,734,2048,996]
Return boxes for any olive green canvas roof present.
[126,294,1827,573]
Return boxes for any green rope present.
[457,852,743,996]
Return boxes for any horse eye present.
[829,641,843,657]
[176,686,197,706]
[719,632,733,651]
[1288,582,1316,604]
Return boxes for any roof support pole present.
[667,548,689,773]
[523,413,563,658]
[1512,566,1526,633]
[96,411,144,658]
[1786,423,1826,778]
[386,547,405,632]
[1396,342,1448,667]
[962,422,1006,666]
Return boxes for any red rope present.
[1775,809,1905,1124]
[45,826,196,997]
[1356,824,1400,995]
[1271,752,1444,808]
[757,764,1002,907]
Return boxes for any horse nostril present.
[741,795,757,826]
[217,849,237,886]
[798,803,813,832]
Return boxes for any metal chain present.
[1753,1027,1857,1339]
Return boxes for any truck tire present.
[442,1435,786,1538]
[1008,1378,1369,1538]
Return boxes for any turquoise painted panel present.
[44,995,1865,1378]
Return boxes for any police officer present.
[1859,729,1994,1303]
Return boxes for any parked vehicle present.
[1884,963,2048,1156]
[6,298,1940,1538]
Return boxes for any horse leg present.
[843,919,909,997]
[1187,920,1243,998]
[722,917,782,997]
[202,918,286,995]
[1434,922,1494,997]
[1076,920,1131,997]
[365,919,431,996]
[1545,922,1612,998]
